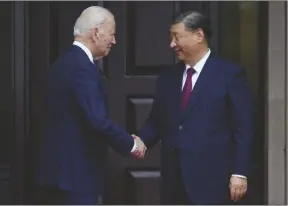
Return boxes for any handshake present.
[130,134,147,159]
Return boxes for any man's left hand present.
[229,176,247,202]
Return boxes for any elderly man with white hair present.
[35,6,146,205]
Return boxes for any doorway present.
[22,1,267,204]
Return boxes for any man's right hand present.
[131,134,146,159]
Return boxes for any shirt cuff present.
[131,140,137,152]
[232,174,247,179]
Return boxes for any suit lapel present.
[170,63,185,122]
[179,55,217,123]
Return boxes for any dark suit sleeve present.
[72,67,134,156]
[228,67,254,177]
[138,77,161,149]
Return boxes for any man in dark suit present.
[35,6,146,205]
[134,10,254,204]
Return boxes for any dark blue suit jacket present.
[139,54,254,204]
[36,45,134,195]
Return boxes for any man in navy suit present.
[134,11,254,204]
[35,6,146,205]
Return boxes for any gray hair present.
[73,6,113,36]
[175,10,211,40]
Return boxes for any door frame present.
[266,1,288,204]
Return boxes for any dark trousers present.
[169,152,192,205]
[32,185,99,205]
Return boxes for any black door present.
[22,1,264,204]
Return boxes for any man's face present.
[92,18,116,59]
[170,22,202,62]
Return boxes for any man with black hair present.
[134,10,254,204]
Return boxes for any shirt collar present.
[184,49,211,75]
[73,41,94,64]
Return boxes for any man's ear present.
[93,28,100,38]
[195,28,205,42]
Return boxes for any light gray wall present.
[267,1,287,204]
[286,2,288,203]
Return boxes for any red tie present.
[182,68,195,110]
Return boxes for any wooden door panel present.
[126,1,175,75]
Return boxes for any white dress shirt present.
[182,49,211,90]
[73,41,137,152]
[73,41,94,63]
[181,49,246,179]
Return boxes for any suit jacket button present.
[179,125,182,130]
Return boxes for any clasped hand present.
[131,134,146,159]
